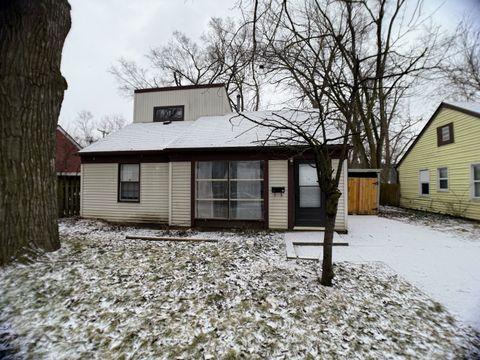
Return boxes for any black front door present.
[294,160,326,227]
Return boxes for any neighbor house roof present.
[443,101,480,117]
[396,101,480,168]
[79,109,343,154]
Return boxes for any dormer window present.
[153,106,184,122]
[437,123,454,146]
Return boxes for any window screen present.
[438,167,448,190]
[419,169,429,195]
[119,164,140,201]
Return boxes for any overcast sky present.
[58,0,479,133]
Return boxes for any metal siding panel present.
[133,88,231,123]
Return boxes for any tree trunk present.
[0,0,71,265]
[320,191,340,286]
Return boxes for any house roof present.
[443,101,480,117]
[396,101,480,168]
[57,125,82,150]
[79,109,343,154]
[78,121,193,153]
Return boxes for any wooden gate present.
[57,176,81,217]
[348,177,378,215]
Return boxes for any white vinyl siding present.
[170,162,192,226]
[134,87,231,123]
[268,160,289,229]
[267,159,348,232]
[333,160,348,232]
[80,158,348,231]
[81,163,169,223]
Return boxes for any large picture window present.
[119,164,140,202]
[195,161,264,220]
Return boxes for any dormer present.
[133,83,232,123]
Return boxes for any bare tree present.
[241,0,444,284]
[110,18,264,111]
[97,114,127,138]
[254,0,446,177]
[0,0,71,265]
[240,0,363,286]
[439,17,480,101]
[73,111,128,145]
[74,110,96,146]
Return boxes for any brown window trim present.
[118,163,141,203]
[193,218,266,230]
[153,105,185,122]
[437,123,454,146]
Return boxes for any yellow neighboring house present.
[397,102,480,221]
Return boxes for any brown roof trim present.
[442,102,480,119]
[396,102,480,169]
[79,144,345,158]
[134,83,226,94]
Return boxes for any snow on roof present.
[79,121,193,153]
[80,109,343,153]
[443,101,480,116]
[170,109,342,149]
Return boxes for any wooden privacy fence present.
[57,176,80,217]
[348,177,378,215]
[380,183,400,207]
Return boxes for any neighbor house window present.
[196,161,264,220]
[153,106,184,122]
[473,164,480,198]
[118,164,140,202]
[437,167,448,191]
[419,169,430,195]
[437,123,454,146]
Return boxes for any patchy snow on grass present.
[0,218,479,359]
[379,206,480,242]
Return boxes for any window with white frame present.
[419,169,430,195]
[195,161,264,220]
[437,167,448,191]
[473,164,480,198]
[118,164,140,202]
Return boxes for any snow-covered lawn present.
[289,209,480,332]
[0,218,479,359]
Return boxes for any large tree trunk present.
[0,0,71,265]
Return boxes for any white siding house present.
[79,84,349,232]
